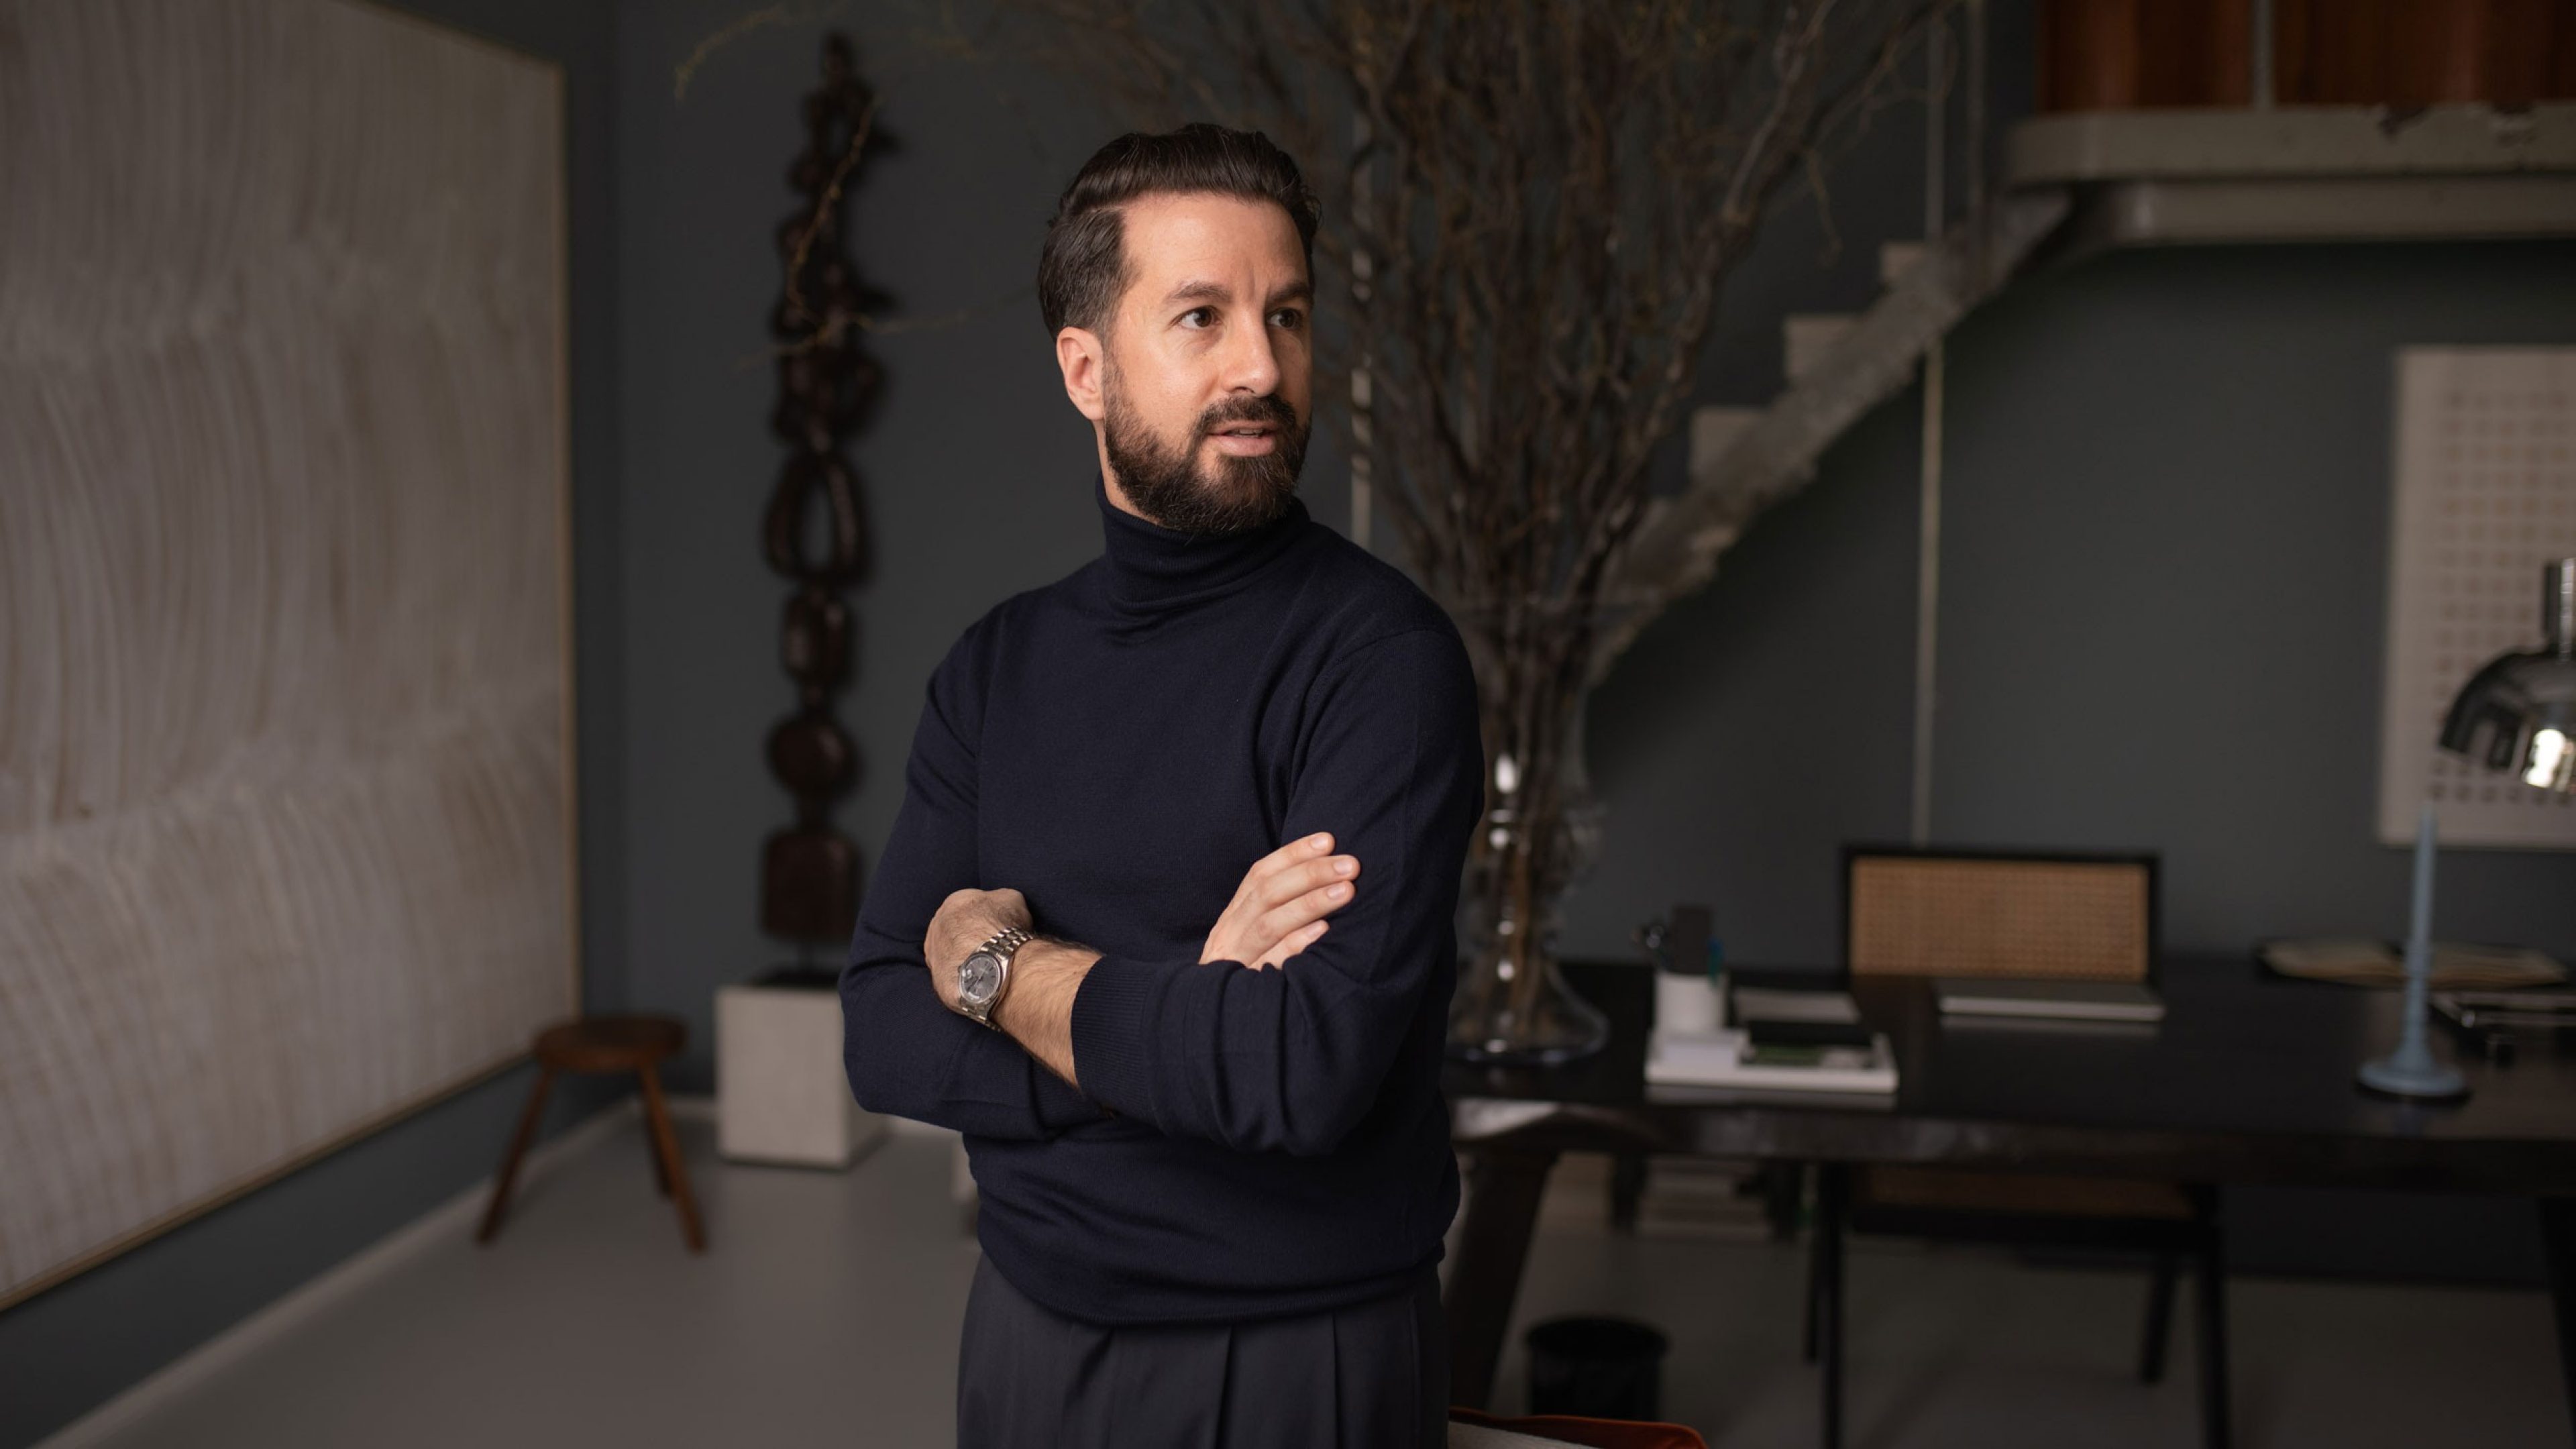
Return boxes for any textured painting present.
[0,0,576,1306]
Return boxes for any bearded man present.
[840,123,1481,1448]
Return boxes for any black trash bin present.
[1523,1315,1669,1421]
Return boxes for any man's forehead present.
[1120,193,1305,294]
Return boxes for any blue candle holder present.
[2357,803,2468,1102]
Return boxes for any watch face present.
[959,952,1000,1004]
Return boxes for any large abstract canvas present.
[0,0,576,1306]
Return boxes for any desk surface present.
[1444,958,2576,1193]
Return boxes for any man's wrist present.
[991,937,1102,1089]
[994,938,1096,1024]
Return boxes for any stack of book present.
[2434,989,2576,1059]
[1646,985,1896,1094]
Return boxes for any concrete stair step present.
[1782,313,1861,384]
[1878,239,1927,287]
[1688,407,1762,476]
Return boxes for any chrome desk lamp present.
[2443,558,2576,795]
[2361,558,2576,1101]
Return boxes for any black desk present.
[1440,958,2576,1436]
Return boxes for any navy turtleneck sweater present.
[840,478,1483,1326]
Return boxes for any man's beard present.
[1103,369,1307,537]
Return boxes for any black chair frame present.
[1798,1164,2229,1449]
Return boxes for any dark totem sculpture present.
[759,34,883,978]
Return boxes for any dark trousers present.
[957,1254,1449,1448]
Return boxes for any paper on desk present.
[1731,986,1861,1024]
[2260,938,2566,989]
[1450,1099,1562,1142]
[1646,1027,1897,1093]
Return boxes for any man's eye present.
[1270,309,1304,330]
[1180,307,1215,329]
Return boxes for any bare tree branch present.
[989,0,1963,1046]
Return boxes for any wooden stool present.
[477,1015,706,1252]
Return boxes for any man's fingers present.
[938,886,1028,918]
[1252,918,1330,969]
[1256,854,1359,910]
[1248,833,1334,879]
[1245,834,1336,891]
[1256,879,1354,944]
[1204,836,1348,971]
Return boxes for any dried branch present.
[782,93,881,337]
[674,1,849,100]
[989,0,1962,1036]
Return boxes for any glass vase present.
[1446,722,1611,1065]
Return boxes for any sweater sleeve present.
[1067,627,1484,1157]
[840,630,1105,1139]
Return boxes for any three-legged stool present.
[477,1015,706,1252]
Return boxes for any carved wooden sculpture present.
[759,34,883,962]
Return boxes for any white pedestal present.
[716,981,886,1169]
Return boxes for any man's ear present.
[1056,326,1107,423]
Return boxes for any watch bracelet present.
[963,925,1034,1026]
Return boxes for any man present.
[840,123,1483,1448]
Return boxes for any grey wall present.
[1938,242,2576,959]
[1566,0,2576,968]
[0,3,629,1444]
[1570,240,2576,971]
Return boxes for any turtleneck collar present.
[1095,475,1311,610]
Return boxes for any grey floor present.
[71,1111,2573,1448]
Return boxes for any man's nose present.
[1220,316,1281,397]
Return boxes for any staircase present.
[1592,186,2073,684]
[1598,95,2576,690]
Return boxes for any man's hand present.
[1201,832,1360,970]
[914,837,1356,1093]
[925,887,1033,1011]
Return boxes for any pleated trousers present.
[956,1254,1449,1449]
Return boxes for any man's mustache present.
[1198,394,1301,433]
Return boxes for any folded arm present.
[838,637,1104,1140]
[924,831,1364,1091]
[1042,629,1483,1157]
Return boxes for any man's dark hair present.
[1037,123,1320,336]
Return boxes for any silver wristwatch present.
[954,926,1032,1029]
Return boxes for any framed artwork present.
[0,0,578,1307]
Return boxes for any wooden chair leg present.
[638,1065,706,1253]
[1801,1163,1825,1363]
[2191,1194,2233,1449]
[1803,1226,1823,1362]
[1815,1163,1849,1449]
[2537,1197,2576,1446]
[477,1063,555,1245]
[1768,1160,1808,1242]
[1444,1146,1559,1410]
[2139,1247,2180,1384]
[648,1116,673,1197]
[1609,1153,1649,1234]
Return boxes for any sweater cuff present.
[1069,953,1178,1122]
[1031,1059,1105,1130]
